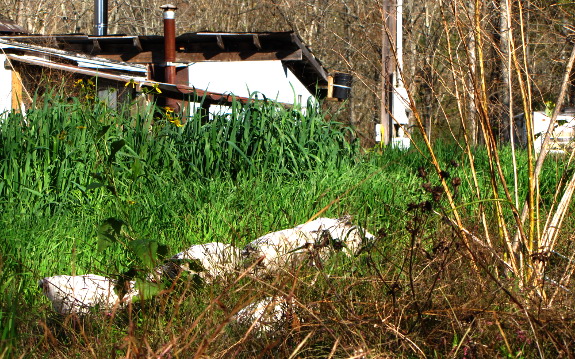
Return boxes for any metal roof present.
[0,38,146,73]
[0,16,28,35]
[5,52,259,106]
[0,31,329,95]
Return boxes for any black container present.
[333,72,352,100]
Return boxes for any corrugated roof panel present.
[6,54,257,105]
[0,31,330,93]
[0,38,146,73]
[0,17,27,34]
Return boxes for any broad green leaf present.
[108,139,126,163]
[96,217,124,252]
[128,238,163,269]
[134,279,162,301]
[96,125,111,139]
[86,182,105,191]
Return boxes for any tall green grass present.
[0,94,357,213]
[178,99,358,178]
[0,92,563,284]
[0,93,364,355]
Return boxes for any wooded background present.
[1,0,573,146]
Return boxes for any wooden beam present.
[327,75,334,99]
[11,66,23,112]
[96,49,303,63]
[92,39,102,53]
[289,33,328,81]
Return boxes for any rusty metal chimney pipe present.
[93,0,108,36]
[161,4,177,85]
[161,4,178,111]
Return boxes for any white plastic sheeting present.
[38,274,137,315]
[233,296,293,335]
[531,111,575,153]
[0,54,11,117]
[241,217,374,275]
[0,39,146,73]
[152,242,241,283]
[187,61,312,105]
[40,218,375,314]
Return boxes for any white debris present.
[39,219,374,314]
[295,216,374,254]
[154,242,241,283]
[234,296,292,335]
[241,217,374,274]
[38,274,137,315]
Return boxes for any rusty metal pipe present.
[161,4,177,85]
[161,4,178,111]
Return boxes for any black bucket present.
[333,72,352,100]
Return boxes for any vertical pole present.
[11,66,23,113]
[161,4,178,111]
[380,2,389,145]
[381,0,396,145]
[93,0,108,36]
[390,0,410,144]
[396,0,403,86]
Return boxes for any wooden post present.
[381,0,397,145]
[327,75,334,99]
[11,67,23,113]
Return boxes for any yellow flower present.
[152,83,162,94]
[127,200,136,205]
[76,126,86,129]
[125,79,137,88]
[169,118,184,127]
[57,130,68,140]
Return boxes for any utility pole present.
[380,0,396,146]
[391,0,410,135]
[380,0,409,147]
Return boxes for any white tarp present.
[187,60,313,106]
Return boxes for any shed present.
[0,37,261,116]
[0,30,338,117]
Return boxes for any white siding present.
[0,55,12,116]
[186,61,313,105]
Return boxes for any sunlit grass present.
[1,92,572,357]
